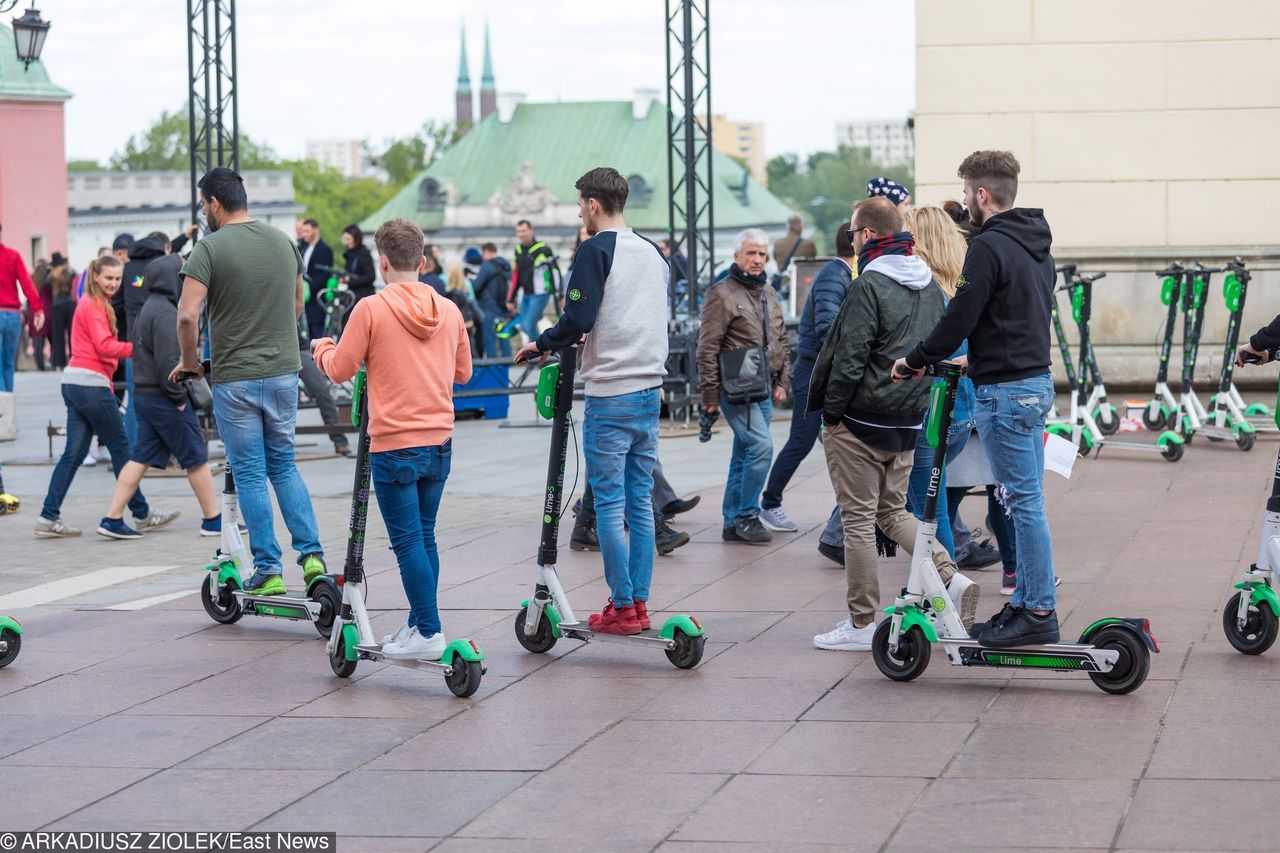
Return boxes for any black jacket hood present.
[143,254,183,303]
[981,208,1052,262]
[128,235,167,262]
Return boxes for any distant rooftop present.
[67,170,297,213]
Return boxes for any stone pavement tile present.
[122,662,344,717]
[179,718,431,771]
[1147,722,1280,780]
[0,766,154,829]
[459,768,726,845]
[256,770,531,836]
[672,610,785,643]
[673,576,838,612]
[1163,678,1280,725]
[521,638,730,678]
[658,844,858,853]
[2,714,269,768]
[284,670,516,719]
[895,779,1133,848]
[696,636,863,682]
[0,671,191,716]
[629,676,834,722]
[334,838,436,853]
[368,712,611,771]
[944,719,1158,779]
[560,720,791,775]
[51,768,339,831]
[674,774,925,846]
[803,675,1004,722]
[979,678,1175,723]
[473,672,672,721]
[749,720,972,777]
[435,837,652,852]
[1118,779,1280,850]
[0,715,101,759]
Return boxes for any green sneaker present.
[243,571,287,596]
[302,553,328,585]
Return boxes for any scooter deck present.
[938,637,1120,671]
[353,642,465,672]
[558,622,677,649]
[1095,439,1169,454]
[232,591,320,621]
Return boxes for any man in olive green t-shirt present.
[172,167,326,594]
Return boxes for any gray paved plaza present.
[1,369,1277,851]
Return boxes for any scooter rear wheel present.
[0,629,20,668]
[1222,591,1279,655]
[445,658,484,698]
[330,630,358,678]
[1086,627,1150,694]
[514,607,557,653]
[872,620,931,682]
[665,628,705,669]
[1161,442,1184,463]
[201,574,242,625]
[1237,431,1257,452]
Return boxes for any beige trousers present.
[822,422,958,626]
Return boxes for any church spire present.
[479,20,497,121]
[455,23,473,130]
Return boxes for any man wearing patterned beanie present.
[867,177,911,210]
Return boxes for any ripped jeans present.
[974,374,1056,612]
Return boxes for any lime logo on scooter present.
[931,596,948,613]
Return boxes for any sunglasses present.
[846,225,873,243]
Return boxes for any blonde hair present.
[906,206,968,298]
[86,256,123,336]
[447,265,465,293]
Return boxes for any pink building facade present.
[0,22,71,267]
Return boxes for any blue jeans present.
[0,310,19,392]
[974,374,1055,611]
[582,388,660,607]
[42,383,149,520]
[720,391,773,526]
[212,372,322,575]
[905,423,971,558]
[372,442,451,636]
[762,357,820,510]
[480,306,510,358]
[513,292,550,340]
[123,359,137,447]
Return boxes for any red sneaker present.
[587,600,642,635]
[634,600,651,631]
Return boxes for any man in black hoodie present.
[472,242,512,357]
[894,150,1059,648]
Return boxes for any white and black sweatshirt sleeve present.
[535,233,614,353]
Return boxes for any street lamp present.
[2,3,51,70]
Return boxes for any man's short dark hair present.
[575,167,628,216]
[852,197,903,236]
[481,242,497,253]
[515,219,532,229]
[373,218,425,273]
[834,223,855,257]
[302,218,319,229]
[197,167,248,213]
[957,150,1020,208]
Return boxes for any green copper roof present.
[457,24,471,90]
[0,23,71,101]
[480,21,494,89]
[362,100,793,233]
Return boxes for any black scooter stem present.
[539,347,578,568]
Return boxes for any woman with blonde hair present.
[901,206,976,560]
[35,255,177,538]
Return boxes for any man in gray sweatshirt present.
[515,166,670,636]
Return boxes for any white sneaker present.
[946,573,980,632]
[81,451,97,467]
[382,627,447,660]
[94,444,112,462]
[814,617,876,651]
[759,506,798,532]
[381,621,412,647]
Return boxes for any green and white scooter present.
[1223,349,1280,654]
[512,346,707,669]
[0,615,21,668]
[326,370,485,697]
[1046,271,1185,461]
[1208,258,1274,438]
[187,361,343,637]
[1145,263,1187,430]
[1052,265,1119,436]
[874,360,1158,694]
[1173,263,1254,450]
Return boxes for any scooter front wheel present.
[201,574,242,624]
[1222,592,1279,655]
[445,658,484,698]
[514,607,557,653]
[1142,406,1168,431]
[330,629,358,678]
[665,628,705,669]
[1095,405,1120,435]
[1087,627,1150,695]
[872,620,931,682]
[0,628,20,668]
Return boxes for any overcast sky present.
[39,0,915,165]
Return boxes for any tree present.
[376,120,458,186]
[67,159,103,172]
[287,158,397,262]
[108,106,279,171]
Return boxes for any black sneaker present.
[1000,570,1017,595]
[979,608,1060,648]
[570,518,599,551]
[661,496,700,518]
[818,540,844,566]
[733,516,772,544]
[333,439,353,457]
[655,520,689,555]
[969,602,1017,639]
[958,539,1002,570]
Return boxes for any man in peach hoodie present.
[312,218,472,660]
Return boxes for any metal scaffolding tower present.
[187,0,239,222]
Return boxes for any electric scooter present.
[1146,263,1186,430]
[1046,267,1082,429]
[1223,349,1280,654]
[0,615,21,668]
[1175,263,1254,450]
[326,370,486,697]
[1047,272,1185,461]
[512,346,707,669]
[1055,265,1120,435]
[189,364,343,638]
[874,361,1158,694]
[1208,258,1274,437]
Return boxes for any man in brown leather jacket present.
[697,228,790,544]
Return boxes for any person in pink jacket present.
[313,218,472,660]
[35,256,177,538]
